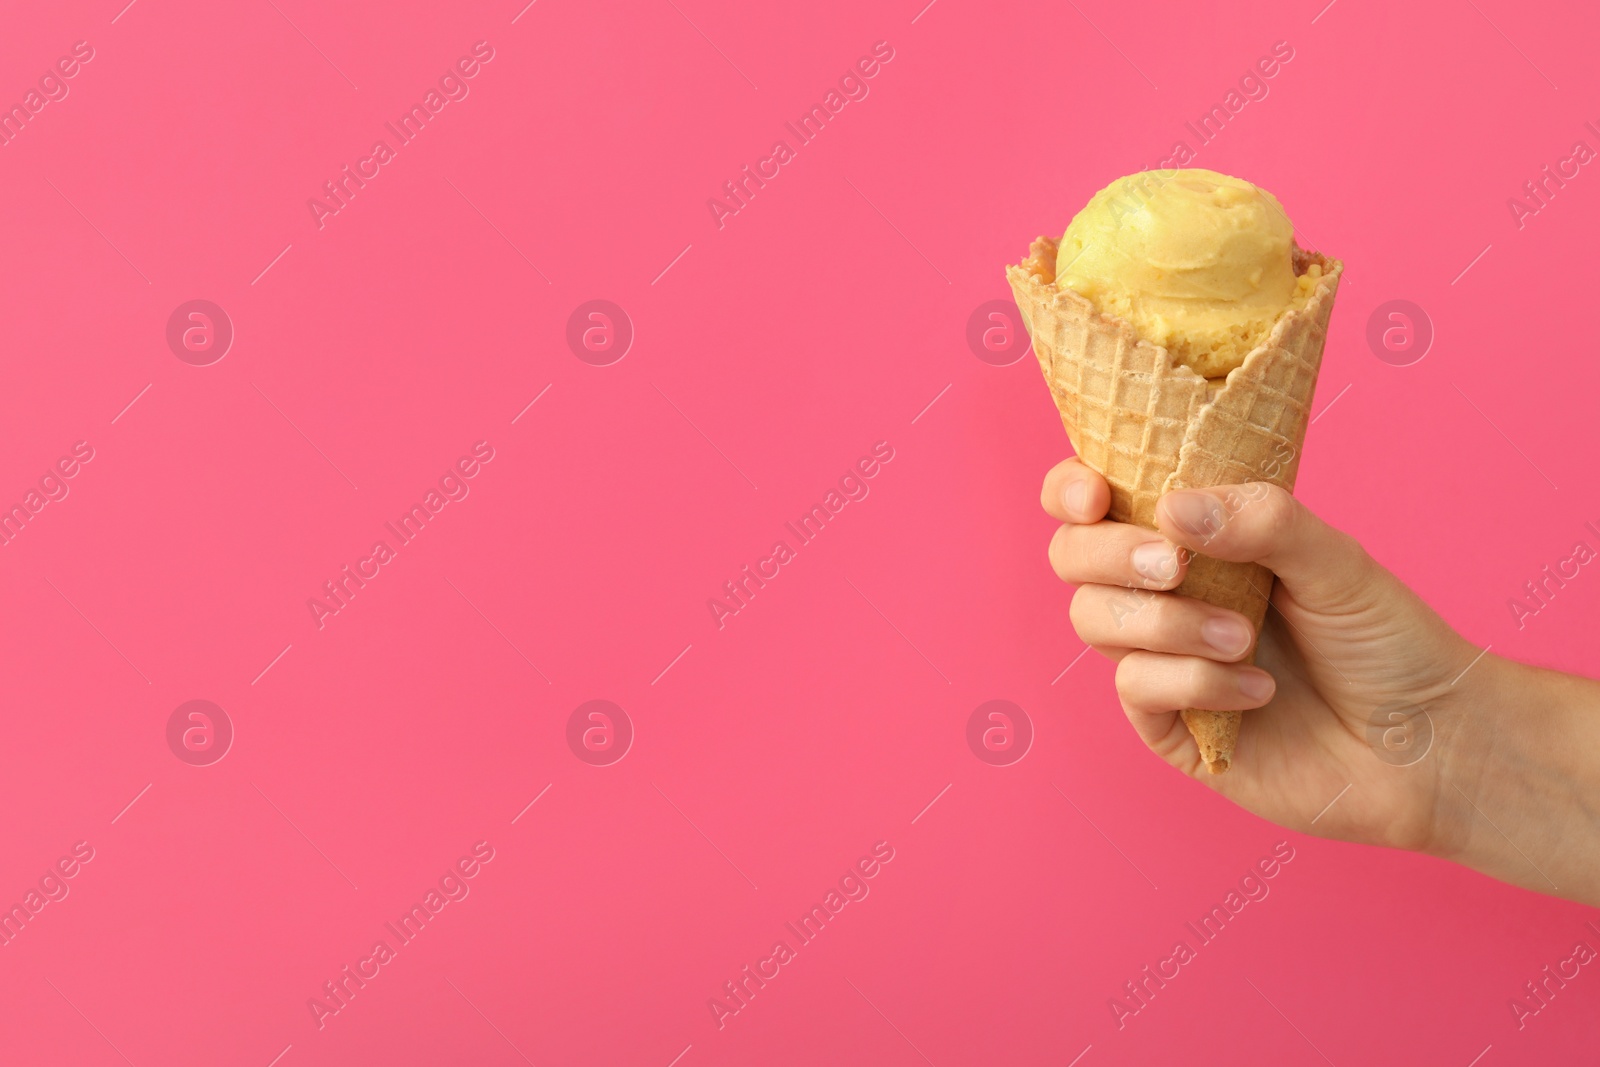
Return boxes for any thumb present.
[1155,484,1375,612]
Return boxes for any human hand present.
[1041,456,1487,854]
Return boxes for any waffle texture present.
[1007,237,1342,771]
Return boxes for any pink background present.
[2,0,1598,1063]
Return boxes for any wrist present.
[1420,651,1512,862]
[1425,653,1600,902]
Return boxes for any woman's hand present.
[1041,456,1600,904]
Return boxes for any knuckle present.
[1087,525,1131,579]
[1105,586,1155,635]
[1068,585,1097,630]
[1253,484,1297,540]
[1176,656,1215,696]
[1141,594,1177,636]
[1047,525,1073,579]
[1333,527,1369,568]
[1113,652,1145,698]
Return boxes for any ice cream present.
[1007,169,1343,773]
[1054,169,1321,378]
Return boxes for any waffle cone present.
[1007,236,1342,773]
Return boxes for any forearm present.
[1429,655,1600,905]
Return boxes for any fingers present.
[1044,456,1188,591]
[1049,522,1187,591]
[1155,483,1375,612]
[1115,650,1276,717]
[1111,651,1275,774]
[1071,585,1257,662]
[1041,457,1110,524]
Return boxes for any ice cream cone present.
[1008,236,1341,773]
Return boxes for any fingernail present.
[1131,541,1177,584]
[1163,490,1227,538]
[1201,617,1253,657]
[1063,480,1091,519]
[1238,670,1275,701]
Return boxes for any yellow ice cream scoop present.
[1055,169,1315,378]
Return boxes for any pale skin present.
[1044,457,1600,906]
